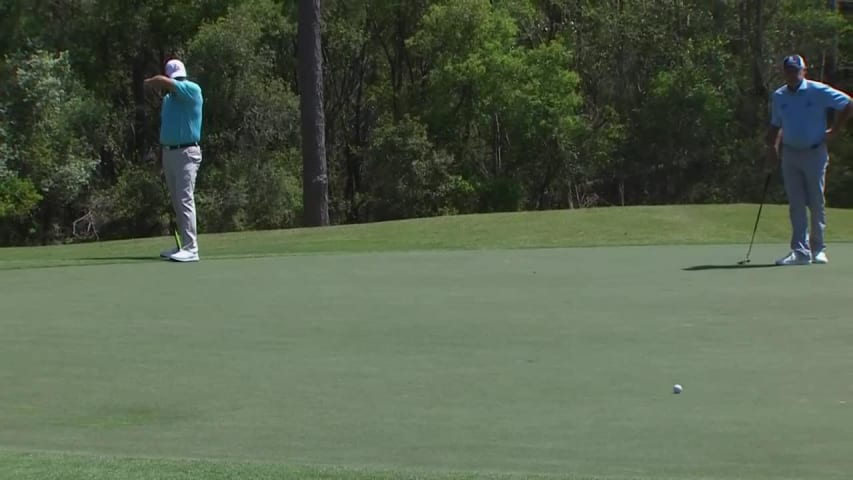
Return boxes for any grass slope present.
[2,204,853,270]
[2,206,853,479]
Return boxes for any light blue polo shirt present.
[160,79,203,146]
[770,79,850,149]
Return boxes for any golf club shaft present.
[170,214,181,250]
[745,172,772,260]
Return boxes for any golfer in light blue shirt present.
[766,55,852,265]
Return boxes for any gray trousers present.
[162,146,202,252]
[781,145,828,258]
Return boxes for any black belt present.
[162,142,199,150]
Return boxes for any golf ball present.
[673,384,683,394]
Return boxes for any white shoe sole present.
[776,257,811,266]
[169,254,199,263]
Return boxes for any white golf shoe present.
[169,249,200,263]
[775,251,811,266]
[160,247,180,259]
[812,250,828,264]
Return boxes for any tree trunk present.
[298,0,330,227]
[132,53,148,165]
[750,0,766,103]
[492,112,501,176]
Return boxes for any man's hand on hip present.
[826,102,853,143]
[825,128,840,143]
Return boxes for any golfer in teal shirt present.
[159,75,202,147]
[144,59,204,262]
[767,55,852,266]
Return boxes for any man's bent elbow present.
[766,127,780,147]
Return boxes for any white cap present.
[165,59,188,79]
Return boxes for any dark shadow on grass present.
[80,256,160,262]
[683,263,778,271]
[0,256,174,272]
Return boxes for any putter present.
[173,228,181,250]
[171,217,182,250]
[160,163,181,252]
[738,172,772,265]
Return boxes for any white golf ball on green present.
[673,384,683,394]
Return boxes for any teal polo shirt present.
[160,79,203,146]
[770,79,850,149]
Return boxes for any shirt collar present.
[787,79,808,94]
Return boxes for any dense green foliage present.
[0,0,850,245]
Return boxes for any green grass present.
[3,204,853,270]
[2,205,853,479]
[0,451,567,480]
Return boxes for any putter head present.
[737,258,751,265]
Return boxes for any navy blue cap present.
[783,55,806,70]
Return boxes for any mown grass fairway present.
[2,205,853,479]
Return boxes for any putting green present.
[2,243,852,479]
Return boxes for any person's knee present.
[807,188,825,207]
